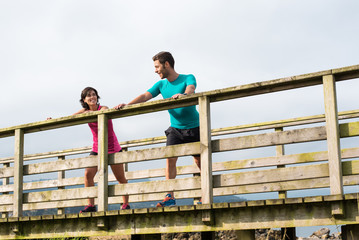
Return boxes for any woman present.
[74,87,130,212]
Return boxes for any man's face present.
[154,60,169,79]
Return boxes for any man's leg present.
[193,156,201,169]
[193,156,202,203]
[166,157,178,197]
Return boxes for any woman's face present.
[84,90,98,107]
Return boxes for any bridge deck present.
[0,193,358,239]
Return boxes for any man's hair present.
[152,51,175,68]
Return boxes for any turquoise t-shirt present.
[147,74,200,129]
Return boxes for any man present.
[114,51,201,207]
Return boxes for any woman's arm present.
[72,108,87,115]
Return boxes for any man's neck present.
[166,70,180,82]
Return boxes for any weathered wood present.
[57,156,65,215]
[6,146,359,194]
[112,142,200,164]
[110,176,200,196]
[98,114,109,212]
[199,96,213,205]
[341,224,359,240]
[212,125,327,153]
[281,227,296,240]
[2,109,359,166]
[13,128,24,217]
[1,197,359,239]
[235,230,255,240]
[1,163,10,218]
[275,127,287,199]
[323,74,343,197]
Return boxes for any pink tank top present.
[88,105,122,154]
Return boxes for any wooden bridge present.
[1,65,359,239]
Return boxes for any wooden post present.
[13,128,24,217]
[275,127,286,199]
[281,227,296,240]
[276,128,296,238]
[97,114,109,212]
[323,75,344,215]
[1,163,10,218]
[323,75,344,216]
[199,96,213,205]
[323,74,343,195]
[341,224,359,240]
[57,156,65,215]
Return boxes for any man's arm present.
[171,84,196,99]
[114,92,153,109]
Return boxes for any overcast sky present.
[1,0,358,156]
[1,0,358,155]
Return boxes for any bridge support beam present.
[341,224,359,240]
[281,227,296,240]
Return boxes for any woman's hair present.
[80,87,100,110]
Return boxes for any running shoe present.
[156,193,176,207]
[80,204,97,213]
[121,203,131,210]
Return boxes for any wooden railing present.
[1,64,359,219]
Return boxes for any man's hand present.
[171,93,187,99]
[114,103,127,110]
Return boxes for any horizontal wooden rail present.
[1,65,359,239]
[1,64,358,139]
[1,109,359,165]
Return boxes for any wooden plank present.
[275,127,287,199]
[213,162,330,187]
[212,125,327,152]
[1,163,10,218]
[5,146,359,194]
[97,114,108,212]
[112,142,200,164]
[24,155,97,175]
[24,186,97,203]
[2,109,358,166]
[212,174,359,197]
[13,128,24,217]
[109,176,201,196]
[57,156,65,215]
[213,160,359,188]
[199,96,213,205]
[2,147,359,195]
[323,74,343,196]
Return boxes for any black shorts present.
[89,149,123,155]
[165,126,200,157]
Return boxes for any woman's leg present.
[111,164,129,204]
[84,167,98,205]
